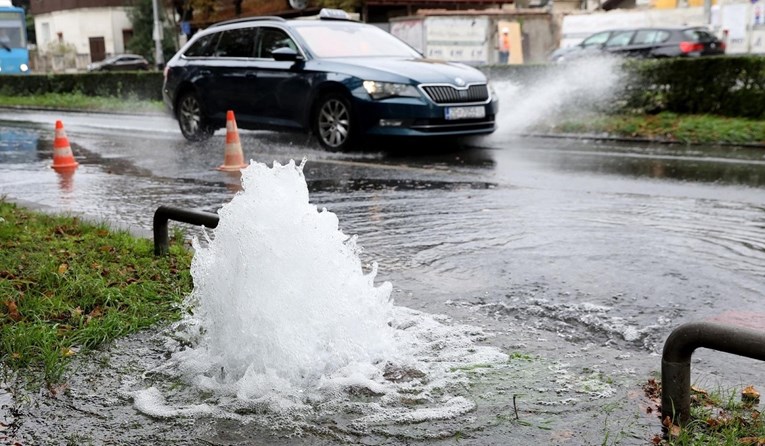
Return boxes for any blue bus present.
[0,1,29,74]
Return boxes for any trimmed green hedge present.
[0,71,164,101]
[2,56,764,117]
[622,57,765,118]
[482,56,765,118]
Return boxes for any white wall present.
[34,7,132,58]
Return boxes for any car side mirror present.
[272,47,303,62]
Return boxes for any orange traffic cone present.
[51,120,79,172]
[217,110,248,172]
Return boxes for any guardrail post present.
[661,321,765,426]
[153,205,219,255]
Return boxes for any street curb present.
[520,131,765,149]
[0,105,167,117]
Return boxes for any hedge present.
[1,56,764,117]
[0,71,164,101]
[483,55,765,119]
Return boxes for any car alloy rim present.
[318,99,349,148]
[180,96,201,136]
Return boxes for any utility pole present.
[152,0,165,69]
[704,0,711,25]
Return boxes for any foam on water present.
[134,159,510,428]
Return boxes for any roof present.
[30,0,130,15]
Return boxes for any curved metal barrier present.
[662,321,765,425]
[153,205,219,255]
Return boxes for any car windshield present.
[293,23,421,58]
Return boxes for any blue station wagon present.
[162,9,499,150]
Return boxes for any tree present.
[127,0,177,64]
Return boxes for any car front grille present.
[421,84,490,104]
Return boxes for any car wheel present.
[314,92,354,151]
[177,91,214,141]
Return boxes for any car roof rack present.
[209,16,286,28]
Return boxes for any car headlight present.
[363,81,420,100]
[487,81,497,100]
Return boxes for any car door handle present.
[245,72,257,78]
[199,70,211,76]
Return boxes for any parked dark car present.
[87,54,150,71]
[162,9,498,150]
[549,26,725,63]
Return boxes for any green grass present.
[0,199,193,385]
[0,92,165,115]
[647,380,765,445]
[551,112,765,146]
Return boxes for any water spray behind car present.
[489,57,623,138]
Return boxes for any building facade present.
[31,0,134,71]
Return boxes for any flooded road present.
[1,108,765,445]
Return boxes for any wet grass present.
[2,93,763,146]
[0,92,165,115]
[0,199,193,385]
[551,112,765,146]
[644,379,765,445]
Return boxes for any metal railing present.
[153,205,219,255]
[661,321,765,425]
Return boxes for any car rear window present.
[683,29,717,42]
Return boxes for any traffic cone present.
[51,120,79,172]
[217,110,248,172]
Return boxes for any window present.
[684,29,716,43]
[581,31,611,47]
[184,33,219,57]
[605,31,635,48]
[633,30,671,45]
[256,27,297,58]
[214,28,256,58]
[294,23,420,58]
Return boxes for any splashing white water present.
[491,57,623,136]
[134,159,509,424]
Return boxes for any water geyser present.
[173,159,397,399]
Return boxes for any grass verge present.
[644,379,765,445]
[0,92,166,115]
[549,112,765,146]
[0,199,193,385]
[1,94,764,146]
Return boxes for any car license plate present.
[445,106,485,120]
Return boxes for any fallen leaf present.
[4,300,21,321]
[58,263,69,274]
[668,424,681,438]
[742,385,761,403]
[88,306,103,318]
[71,306,82,318]
[61,347,76,357]
[11,352,21,360]
[96,229,109,237]
[691,385,708,395]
